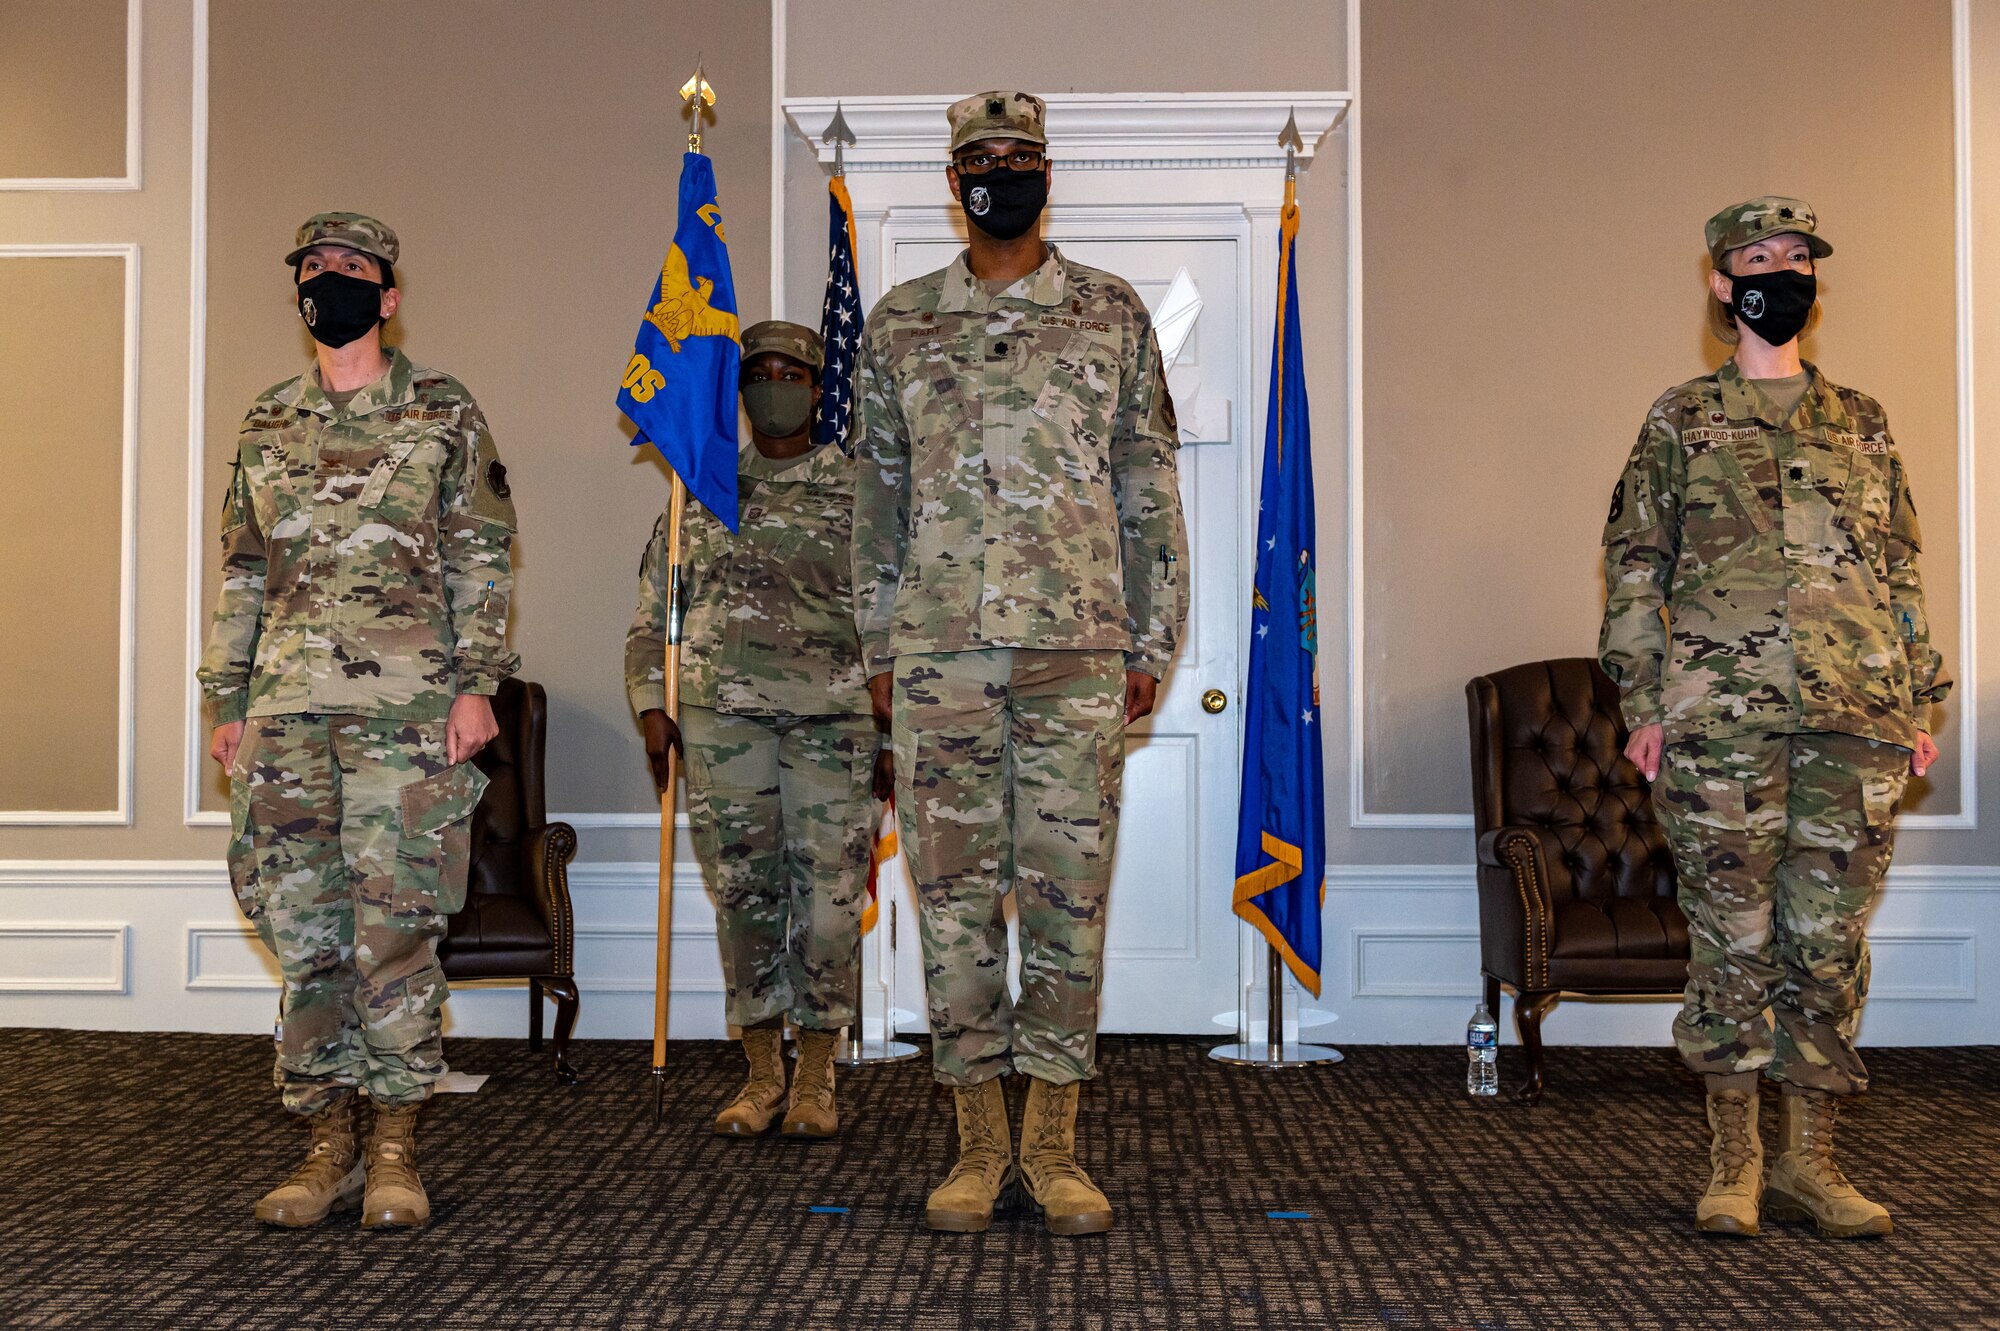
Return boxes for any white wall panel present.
[5,863,1995,1049]
[0,925,128,992]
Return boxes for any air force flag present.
[1233,194,1325,996]
[617,151,742,530]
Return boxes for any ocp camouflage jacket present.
[198,350,518,726]
[1600,360,1949,747]
[853,246,1190,679]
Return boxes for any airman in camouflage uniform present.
[1601,197,1948,1239]
[853,92,1189,1235]
[200,213,516,1230]
[626,321,883,1141]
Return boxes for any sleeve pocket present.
[400,762,490,836]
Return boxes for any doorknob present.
[1201,689,1228,714]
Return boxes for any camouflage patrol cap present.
[1704,196,1831,266]
[283,212,400,268]
[947,91,1048,154]
[739,320,824,373]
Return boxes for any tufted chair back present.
[466,676,544,914]
[1465,658,1685,1101]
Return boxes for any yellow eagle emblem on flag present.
[644,244,741,352]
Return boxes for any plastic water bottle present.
[1466,1003,1499,1096]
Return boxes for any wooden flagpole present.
[653,61,718,1125]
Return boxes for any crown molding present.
[783,92,1349,172]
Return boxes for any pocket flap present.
[400,762,490,836]
[1683,775,1749,832]
[1861,772,1906,828]
[1030,333,1098,421]
[1709,447,1773,534]
[358,436,423,510]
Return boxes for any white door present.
[871,229,1247,1035]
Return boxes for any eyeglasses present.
[953,148,1046,176]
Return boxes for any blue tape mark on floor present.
[808,1205,849,1214]
[1265,1210,1311,1219]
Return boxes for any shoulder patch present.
[1607,478,1626,525]
[1149,346,1178,437]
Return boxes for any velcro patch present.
[1039,314,1112,333]
[1829,431,1888,455]
[1682,426,1761,448]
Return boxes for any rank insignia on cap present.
[987,98,1003,116]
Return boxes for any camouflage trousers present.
[891,649,1126,1088]
[1655,729,1908,1096]
[226,712,487,1115]
[681,705,877,1031]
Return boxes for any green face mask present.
[742,380,814,438]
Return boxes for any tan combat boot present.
[1765,1087,1892,1238]
[781,1027,840,1139]
[924,1078,1016,1232]
[360,1100,430,1230]
[1694,1079,1763,1236]
[713,1021,788,1138]
[253,1094,365,1227]
[1019,1077,1113,1236]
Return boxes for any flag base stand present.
[838,1034,922,1067]
[837,922,922,1066]
[1209,1040,1343,1068]
[1210,942,1342,1068]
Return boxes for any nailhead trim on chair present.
[1496,831,1550,989]
[541,824,577,977]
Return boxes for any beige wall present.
[0,1,190,858]
[0,255,124,809]
[0,0,127,179]
[785,0,1344,96]
[1358,0,1966,827]
[197,0,772,844]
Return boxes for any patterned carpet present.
[1,1030,1996,1329]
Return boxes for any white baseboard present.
[2,860,1995,1045]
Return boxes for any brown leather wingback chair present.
[441,677,581,1084]
[1466,658,1686,1103]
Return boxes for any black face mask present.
[742,380,814,438]
[1727,267,1815,347]
[955,167,1048,241]
[297,271,385,348]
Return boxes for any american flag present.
[813,176,862,453]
